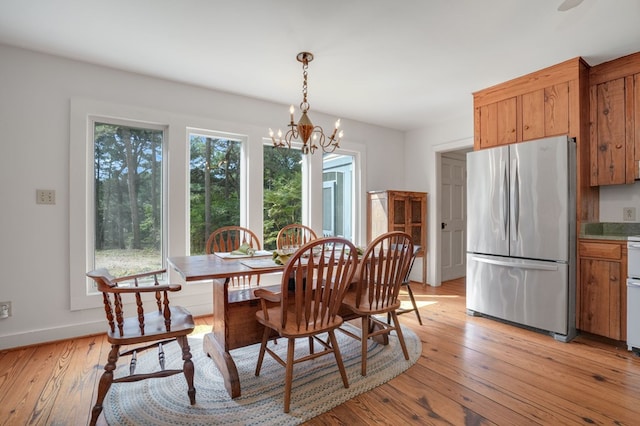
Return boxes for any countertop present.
[579,222,640,241]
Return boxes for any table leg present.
[202,277,242,398]
[203,331,240,398]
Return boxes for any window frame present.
[70,99,170,309]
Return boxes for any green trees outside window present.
[95,126,306,273]
[189,135,241,254]
[93,122,163,277]
[263,146,303,250]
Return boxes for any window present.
[92,122,165,279]
[262,145,303,250]
[189,132,242,254]
[322,153,355,241]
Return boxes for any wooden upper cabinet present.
[589,51,640,186]
[473,56,598,225]
[474,58,581,150]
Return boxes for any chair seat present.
[341,289,402,316]
[107,306,195,344]
[256,308,344,338]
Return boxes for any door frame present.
[430,138,473,286]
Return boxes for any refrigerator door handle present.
[470,255,560,271]
[629,279,640,288]
[510,157,519,241]
[500,159,508,240]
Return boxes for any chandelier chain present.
[301,62,309,112]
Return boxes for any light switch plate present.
[36,189,56,205]
[623,207,636,222]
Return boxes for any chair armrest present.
[109,284,182,294]
[107,269,181,293]
[111,269,167,283]
[253,288,281,303]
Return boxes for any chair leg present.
[177,336,196,405]
[328,330,349,388]
[283,338,296,413]
[360,315,370,376]
[389,311,410,360]
[90,344,119,426]
[255,326,271,376]
[406,283,423,325]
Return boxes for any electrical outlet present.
[623,207,637,222]
[0,301,11,319]
[36,189,56,205]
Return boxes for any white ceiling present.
[1,0,639,131]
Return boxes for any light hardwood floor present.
[2,278,639,425]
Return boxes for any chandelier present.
[269,52,343,155]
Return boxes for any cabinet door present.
[544,82,570,137]
[497,97,517,146]
[580,258,622,339]
[477,103,497,149]
[521,84,570,142]
[477,98,517,149]
[391,195,407,233]
[407,196,425,248]
[521,89,544,140]
[591,78,627,185]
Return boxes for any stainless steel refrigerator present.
[466,135,576,342]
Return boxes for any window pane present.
[93,122,163,277]
[263,146,303,250]
[323,153,355,241]
[189,134,241,254]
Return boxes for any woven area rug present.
[103,322,421,425]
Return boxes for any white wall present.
[0,44,404,349]
[404,111,474,286]
[599,183,640,222]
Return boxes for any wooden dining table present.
[167,253,284,399]
[167,250,387,399]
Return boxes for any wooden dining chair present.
[339,231,413,376]
[86,268,196,426]
[206,225,261,286]
[390,244,423,325]
[253,237,358,413]
[276,223,318,251]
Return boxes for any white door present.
[441,155,466,281]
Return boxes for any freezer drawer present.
[466,254,569,336]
